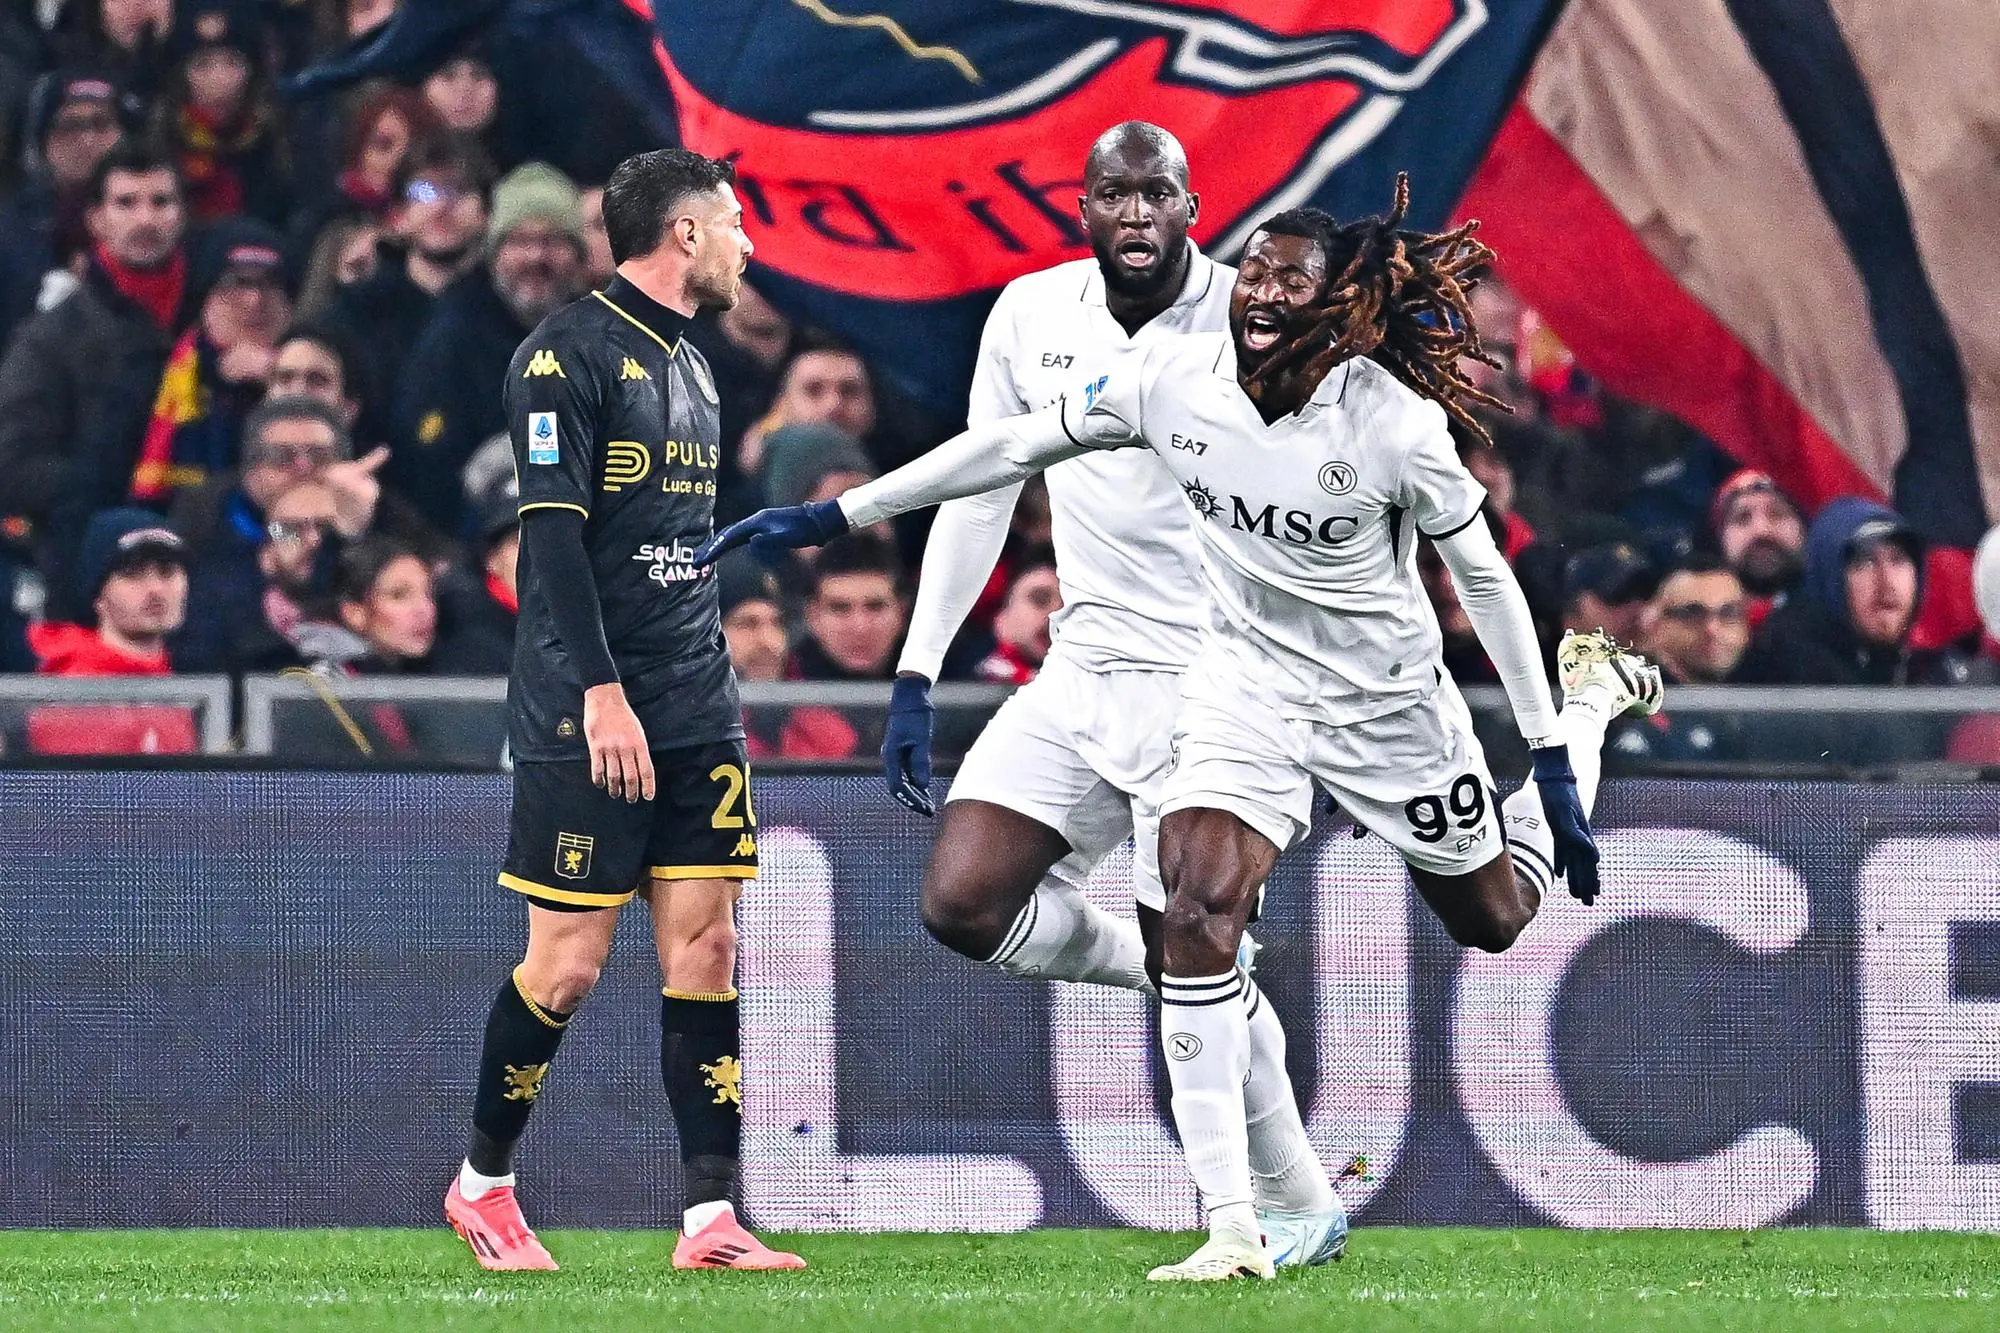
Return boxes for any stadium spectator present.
[176,476,364,672]
[1419,535,1500,686]
[292,211,378,317]
[154,1,292,226]
[334,534,438,672]
[0,70,131,347]
[1606,554,1755,766]
[974,553,1061,685]
[322,133,492,408]
[739,340,878,479]
[0,144,190,618]
[1560,541,1655,646]
[419,33,499,143]
[790,534,906,682]
[1710,468,1805,627]
[30,507,187,675]
[720,554,859,760]
[577,184,615,287]
[428,491,518,673]
[756,421,880,600]
[390,160,585,534]
[170,397,439,667]
[317,84,439,222]
[130,216,294,505]
[51,0,172,105]
[1637,555,1751,686]
[268,323,365,431]
[1736,497,1968,687]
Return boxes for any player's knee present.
[919,877,1009,960]
[522,957,603,1012]
[1458,897,1534,953]
[670,915,737,989]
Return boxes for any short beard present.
[415,239,475,269]
[1093,237,1182,301]
[1736,543,1803,597]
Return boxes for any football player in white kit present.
[700,178,1663,1279]
[887,122,1344,1267]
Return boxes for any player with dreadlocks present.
[700,175,1664,1281]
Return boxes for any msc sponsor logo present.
[1184,482,1361,545]
[635,540,707,586]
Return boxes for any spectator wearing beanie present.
[52,0,173,106]
[1709,469,1805,629]
[155,1,293,226]
[30,508,188,676]
[0,143,192,619]
[129,217,295,505]
[756,421,881,602]
[391,161,586,535]
[0,69,133,347]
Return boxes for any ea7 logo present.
[523,349,565,378]
[1040,352,1074,368]
[1172,433,1209,455]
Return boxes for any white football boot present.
[1557,629,1665,717]
[1259,1200,1348,1268]
[1146,1232,1275,1282]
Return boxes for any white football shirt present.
[1058,334,1489,724]
[921,247,1234,675]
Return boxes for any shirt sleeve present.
[1396,399,1487,539]
[840,410,1087,529]
[1434,518,1560,743]
[964,285,1020,426]
[507,337,606,518]
[1055,347,1149,451]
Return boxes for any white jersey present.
[1057,334,1489,725]
[905,247,1234,677]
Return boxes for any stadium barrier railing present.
[2,769,1995,1230]
[0,674,233,757]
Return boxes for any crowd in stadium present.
[1,2,1994,754]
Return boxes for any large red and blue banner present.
[626,0,1994,547]
[633,0,1559,412]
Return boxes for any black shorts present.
[499,739,760,911]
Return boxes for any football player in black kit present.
[443,148,804,1272]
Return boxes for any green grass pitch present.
[2,1228,1996,1332]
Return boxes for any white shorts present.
[1160,642,1502,876]
[948,653,1180,910]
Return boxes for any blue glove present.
[882,674,935,816]
[1531,743,1601,904]
[694,499,849,566]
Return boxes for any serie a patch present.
[528,412,559,464]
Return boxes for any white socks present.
[1241,978,1334,1214]
[457,1160,514,1201]
[1504,695,1614,896]
[1160,970,1257,1241]
[987,880,1153,992]
[683,1199,732,1234]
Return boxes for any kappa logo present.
[733,833,758,858]
[651,1,1484,300]
[619,357,650,381]
[554,831,595,880]
[523,349,565,378]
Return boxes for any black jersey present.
[505,275,741,761]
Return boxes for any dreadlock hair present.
[1253,174,1508,447]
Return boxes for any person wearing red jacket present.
[30,507,188,675]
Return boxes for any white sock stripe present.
[1509,838,1555,881]
[1240,979,1263,1021]
[985,892,1039,966]
[1162,985,1244,1007]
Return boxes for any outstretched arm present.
[694,409,1086,565]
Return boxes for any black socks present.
[467,969,572,1176]
[660,990,742,1208]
